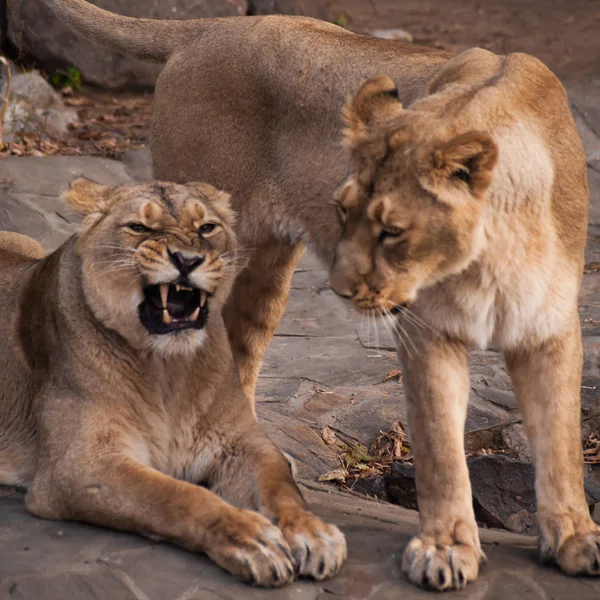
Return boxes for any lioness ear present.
[209,190,236,227]
[421,131,498,203]
[343,74,403,148]
[64,177,112,215]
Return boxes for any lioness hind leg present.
[224,239,305,405]
[210,425,347,580]
[27,455,294,587]
[505,316,600,577]
[399,335,483,591]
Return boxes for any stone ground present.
[1,1,600,597]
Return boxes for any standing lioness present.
[43,0,598,591]
[329,68,597,588]
[0,180,346,587]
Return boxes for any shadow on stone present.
[382,455,600,535]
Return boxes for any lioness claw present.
[280,511,347,580]
[207,510,295,587]
[402,536,483,591]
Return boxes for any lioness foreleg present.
[224,240,305,406]
[505,316,600,576]
[399,336,483,590]
[27,453,295,587]
[211,426,347,580]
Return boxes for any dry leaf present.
[318,468,348,483]
[0,487,16,498]
[321,425,337,445]
[584,262,600,273]
[584,433,600,464]
[313,385,333,394]
[382,369,402,383]
[64,96,90,106]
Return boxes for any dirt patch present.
[1,87,152,158]
[330,0,600,82]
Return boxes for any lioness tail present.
[44,0,207,62]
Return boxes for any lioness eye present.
[379,226,406,242]
[199,223,218,236]
[126,222,152,234]
[336,203,348,224]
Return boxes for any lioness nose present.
[330,285,354,300]
[329,274,355,300]
[168,250,205,275]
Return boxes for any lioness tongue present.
[162,306,200,324]
[157,285,207,325]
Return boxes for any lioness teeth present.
[189,307,200,322]
[160,284,169,309]
[200,291,207,307]
[175,284,181,292]
[162,309,172,325]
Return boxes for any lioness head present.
[329,74,498,314]
[65,179,237,356]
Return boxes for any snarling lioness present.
[42,0,598,590]
[0,180,346,587]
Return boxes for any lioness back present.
[0,232,44,262]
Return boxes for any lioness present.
[0,180,346,587]
[43,0,599,591]
[330,69,597,588]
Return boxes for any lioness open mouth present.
[139,283,209,335]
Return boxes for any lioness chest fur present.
[0,180,346,587]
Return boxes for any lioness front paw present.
[539,512,600,577]
[555,532,600,576]
[206,508,294,587]
[280,509,347,580]
[402,522,484,591]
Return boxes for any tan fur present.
[43,1,596,589]
[0,231,44,260]
[329,55,598,589]
[44,0,454,402]
[0,180,345,587]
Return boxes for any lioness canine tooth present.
[160,284,169,308]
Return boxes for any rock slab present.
[1,69,77,141]
[387,456,600,535]
[7,0,248,89]
[249,0,328,18]
[2,481,600,599]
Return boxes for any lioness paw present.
[554,531,600,577]
[280,510,347,580]
[538,512,600,577]
[206,509,294,587]
[402,531,483,591]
